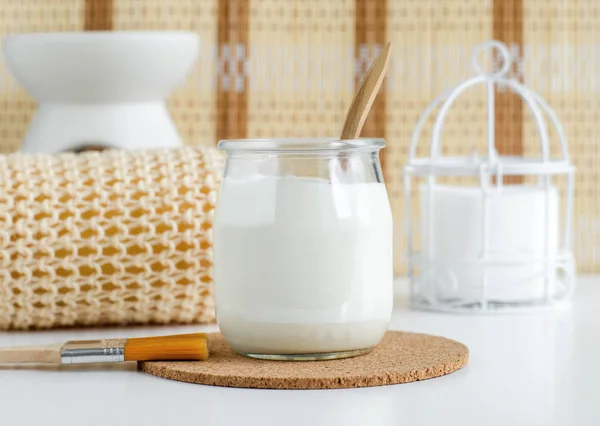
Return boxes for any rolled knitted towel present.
[0,146,223,329]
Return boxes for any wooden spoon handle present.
[340,43,392,140]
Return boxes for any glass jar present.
[213,138,393,360]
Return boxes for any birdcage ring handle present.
[471,40,512,78]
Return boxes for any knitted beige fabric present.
[0,147,224,329]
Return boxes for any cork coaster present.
[139,331,469,390]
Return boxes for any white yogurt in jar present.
[213,175,393,355]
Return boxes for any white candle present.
[420,184,559,303]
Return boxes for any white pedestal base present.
[20,102,183,154]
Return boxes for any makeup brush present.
[0,333,208,364]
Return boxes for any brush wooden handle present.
[340,42,391,140]
[0,343,62,364]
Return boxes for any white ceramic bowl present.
[3,31,199,103]
[3,32,199,153]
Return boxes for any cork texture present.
[139,331,469,390]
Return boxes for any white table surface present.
[0,277,598,426]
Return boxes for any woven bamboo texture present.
[0,0,598,273]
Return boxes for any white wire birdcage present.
[404,41,576,313]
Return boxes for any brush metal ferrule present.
[60,339,127,364]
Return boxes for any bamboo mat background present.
[0,0,597,273]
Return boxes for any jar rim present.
[217,138,385,152]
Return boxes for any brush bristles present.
[124,333,208,362]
